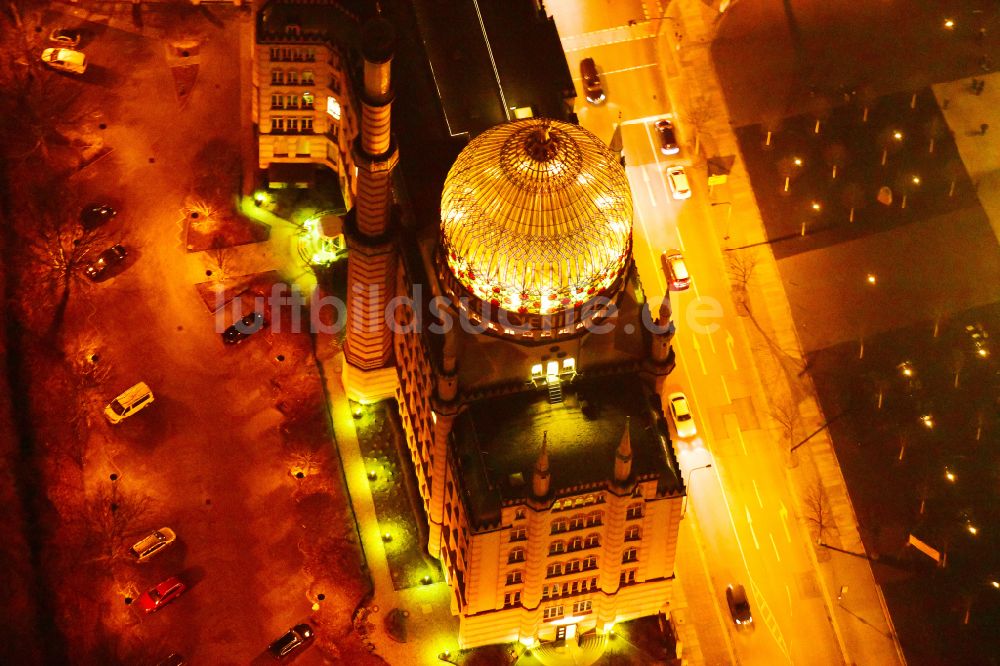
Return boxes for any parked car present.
[104,381,154,424]
[137,576,186,614]
[48,28,82,48]
[268,624,314,660]
[580,57,605,104]
[40,47,87,74]
[655,119,679,155]
[667,166,691,200]
[668,391,697,438]
[222,311,266,345]
[726,584,753,625]
[85,244,127,281]
[661,250,691,291]
[129,527,177,563]
[81,203,117,230]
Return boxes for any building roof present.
[257,0,368,48]
[440,119,633,317]
[453,369,683,529]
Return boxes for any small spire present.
[533,432,551,497]
[614,417,633,483]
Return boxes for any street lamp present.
[681,463,713,518]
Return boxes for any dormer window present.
[285,24,301,36]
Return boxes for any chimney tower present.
[342,16,400,402]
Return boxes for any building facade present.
[253,0,361,202]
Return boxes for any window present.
[287,70,299,84]
[569,536,583,551]
[510,527,527,542]
[302,91,314,108]
[570,581,579,594]
[301,118,313,133]
[271,70,284,84]
[271,94,284,109]
[620,569,636,586]
[570,515,585,530]
[623,547,638,563]
[515,509,526,520]
[626,503,643,520]
[508,547,525,563]
[584,533,600,548]
[567,560,581,574]
[573,600,592,614]
[505,571,523,586]
[586,512,603,527]
[551,519,568,534]
[287,118,299,132]
[271,117,285,132]
[543,605,564,620]
[326,96,342,121]
[625,525,641,541]
[302,70,314,84]
[549,541,565,555]
[589,577,598,590]
[583,555,597,570]
[504,591,521,608]
[546,563,562,577]
[286,95,299,109]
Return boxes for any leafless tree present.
[682,94,713,157]
[803,481,835,545]
[770,394,801,452]
[80,483,151,563]
[726,248,759,289]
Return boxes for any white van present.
[104,382,155,424]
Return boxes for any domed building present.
[379,117,686,648]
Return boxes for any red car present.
[137,576,186,613]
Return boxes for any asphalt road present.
[549,0,848,663]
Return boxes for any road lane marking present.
[720,375,731,403]
[752,479,764,508]
[779,501,792,542]
[770,533,781,562]
[676,225,686,253]
[735,424,748,455]
[786,584,793,609]
[726,330,738,370]
[689,333,708,374]
[706,328,716,354]
[641,165,657,208]
[745,506,760,549]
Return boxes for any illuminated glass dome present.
[440,119,633,318]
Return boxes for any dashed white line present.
[746,506,760,550]
[770,533,782,562]
[720,375,731,403]
[752,479,764,508]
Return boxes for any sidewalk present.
[315,345,460,665]
[666,0,906,664]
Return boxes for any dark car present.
[655,119,679,155]
[726,584,753,626]
[81,203,117,230]
[84,244,127,281]
[222,311,266,345]
[268,624,314,660]
[580,57,605,104]
[136,576,186,614]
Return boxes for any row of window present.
[551,512,603,534]
[546,555,598,578]
[270,93,315,110]
[269,47,316,62]
[542,600,592,620]
[270,69,315,85]
[549,533,600,554]
[509,545,638,566]
[542,576,598,599]
[270,117,314,133]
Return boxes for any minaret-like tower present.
[614,417,633,484]
[342,16,400,402]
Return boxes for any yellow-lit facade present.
[252,8,360,205]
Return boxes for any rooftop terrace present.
[453,370,682,529]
